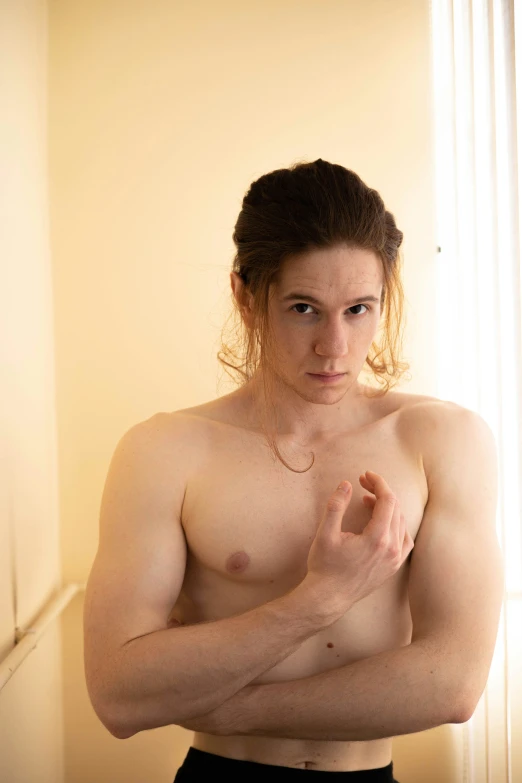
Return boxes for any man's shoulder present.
[387,389,443,411]
[129,408,212,465]
[396,393,488,431]
[378,389,446,430]
[395,395,495,481]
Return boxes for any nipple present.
[225,551,250,574]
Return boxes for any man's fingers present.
[361,473,409,554]
[389,499,402,552]
[320,482,352,536]
[398,511,406,552]
[363,471,397,540]
[364,470,394,497]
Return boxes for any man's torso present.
[164,385,439,771]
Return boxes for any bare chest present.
[177,414,427,629]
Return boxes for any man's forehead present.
[282,254,381,281]
[272,247,384,295]
[277,270,383,294]
[285,273,381,286]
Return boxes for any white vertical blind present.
[430,1,522,781]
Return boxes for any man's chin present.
[293,382,350,404]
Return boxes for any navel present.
[225,550,250,574]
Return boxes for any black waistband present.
[175,747,398,781]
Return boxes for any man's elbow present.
[451,698,474,725]
[453,680,488,725]
[111,723,137,740]
[106,699,146,739]
[447,677,479,725]
[100,702,131,739]
[93,693,193,739]
[88,692,137,740]
[420,641,482,725]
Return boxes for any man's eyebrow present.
[280,292,381,306]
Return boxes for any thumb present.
[319,481,352,537]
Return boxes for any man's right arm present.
[107,577,335,739]
[83,415,340,740]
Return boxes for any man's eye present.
[349,304,369,315]
[291,303,315,315]
[290,303,369,315]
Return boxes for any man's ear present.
[230,271,254,329]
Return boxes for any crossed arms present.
[89,403,504,741]
[178,404,505,741]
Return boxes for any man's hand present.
[303,470,414,615]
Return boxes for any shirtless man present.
[83,161,504,782]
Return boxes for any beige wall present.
[1,1,464,781]
[0,1,65,782]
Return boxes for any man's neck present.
[240,372,373,442]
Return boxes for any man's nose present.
[314,319,350,356]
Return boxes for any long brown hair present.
[217,158,410,473]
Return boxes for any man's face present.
[265,244,384,399]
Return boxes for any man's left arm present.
[181,404,505,741]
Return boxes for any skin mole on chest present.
[225,550,251,573]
